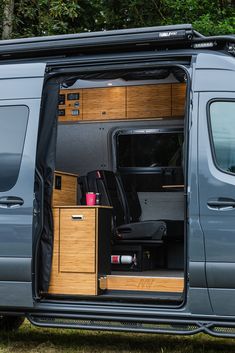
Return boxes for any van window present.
[115,129,184,192]
[0,106,29,192]
[210,101,235,174]
[117,132,183,168]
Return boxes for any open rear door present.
[193,53,235,315]
[0,63,46,308]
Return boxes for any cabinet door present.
[83,87,126,120]
[127,84,171,119]
[52,173,77,206]
[172,83,186,117]
[59,208,96,273]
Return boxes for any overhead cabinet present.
[126,84,171,119]
[58,83,186,122]
[83,87,126,121]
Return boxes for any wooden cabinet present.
[52,171,78,206]
[57,83,186,122]
[58,89,82,122]
[172,83,186,117]
[48,206,112,296]
[126,84,171,119]
[83,87,126,121]
[60,208,96,273]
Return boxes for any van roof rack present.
[0,24,234,60]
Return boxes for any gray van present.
[0,23,235,338]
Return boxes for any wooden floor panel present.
[112,270,184,278]
[107,275,184,293]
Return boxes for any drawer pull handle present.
[71,215,84,221]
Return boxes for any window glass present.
[0,106,29,192]
[210,101,235,174]
[117,132,183,168]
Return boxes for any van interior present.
[42,66,187,304]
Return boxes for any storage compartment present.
[57,83,186,122]
[111,244,158,272]
[48,206,112,296]
[52,171,78,206]
[83,87,126,121]
[126,84,171,119]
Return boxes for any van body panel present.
[197,86,235,314]
[0,78,44,100]
[187,288,213,315]
[0,64,46,308]
[0,63,46,79]
[206,289,235,316]
[187,91,206,263]
[195,53,235,71]
[0,282,32,308]
[0,258,31,282]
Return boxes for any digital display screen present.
[67,93,80,101]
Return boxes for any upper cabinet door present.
[83,87,126,120]
[0,63,46,308]
[127,84,171,119]
[193,53,235,315]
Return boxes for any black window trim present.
[207,98,235,177]
[114,126,184,173]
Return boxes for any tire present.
[0,316,25,332]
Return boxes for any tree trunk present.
[2,0,14,40]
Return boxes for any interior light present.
[107,82,113,86]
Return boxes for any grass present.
[0,320,234,353]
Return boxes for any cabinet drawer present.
[59,208,96,273]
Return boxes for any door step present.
[105,275,184,293]
[27,313,197,334]
[27,313,235,338]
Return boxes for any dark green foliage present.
[0,1,235,40]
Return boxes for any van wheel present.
[0,316,25,331]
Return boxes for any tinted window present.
[210,101,235,174]
[0,106,29,192]
[117,132,183,168]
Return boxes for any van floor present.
[107,270,184,293]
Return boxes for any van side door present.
[0,63,46,308]
[194,53,235,315]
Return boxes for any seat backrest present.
[118,175,142,222]
[77,175,89,205]
[87,170,127,227]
